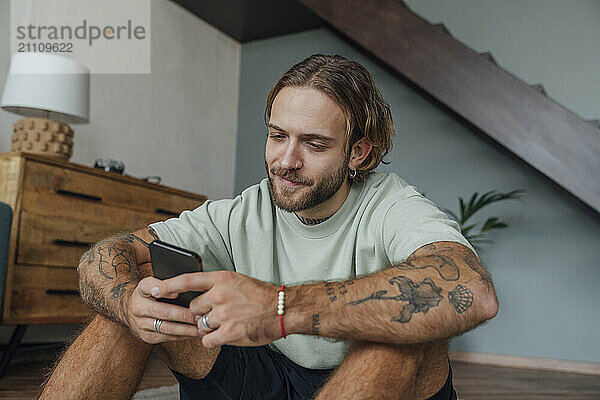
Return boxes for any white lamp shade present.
[1,53,90,124]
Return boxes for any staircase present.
[299,0,600,213]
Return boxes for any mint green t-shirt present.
[150,172,473,369]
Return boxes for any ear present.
[348,137,373,170]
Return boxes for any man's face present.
[265,86,350,213]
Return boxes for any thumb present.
[138,276,165,298]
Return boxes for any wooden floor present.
[451,362,600,399]
[1,345,599,399]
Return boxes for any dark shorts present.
[173,345,457,400]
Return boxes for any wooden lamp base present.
[11,117,74,160]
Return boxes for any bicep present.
[408,241,473,261]
[407,241,493,289]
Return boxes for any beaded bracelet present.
[278,285,286,338]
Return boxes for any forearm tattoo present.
[396,251,460,281]
[324,281,354,303]
[82,228,156,281]
[448,284,474,313]
[464,252,494,290]
[348,276,443,323]
[78,228,157,320]
[410,243,493,289]
[96,243,136,280]
[340,244,485,328]
[109,281,130,299]
[312,314,321,335]
[122,228,159,248]
[79,279,118,321]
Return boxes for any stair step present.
[530,84,547,96]
[433,23,451,35]
[480,52,498,66]
[587,119,600,129]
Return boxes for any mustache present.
[270,167,313,185]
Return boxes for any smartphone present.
[149,240,203,307]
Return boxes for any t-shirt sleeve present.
[149,199,237,273]
[382,191,476,265]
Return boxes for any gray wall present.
[1,0,240,200]
[236,28,600,363]
[0,0,241,343]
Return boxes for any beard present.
[265,154,350,213]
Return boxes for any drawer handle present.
[46,289,80,296]
[55,189,102,202]
[53,239,93,248]
[155,208,179,217]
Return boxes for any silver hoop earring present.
[349,169,357,179]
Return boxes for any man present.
[41,54,497,400]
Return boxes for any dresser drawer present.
[4,265,91,324]
[21,183,166,230]
[23,160,202,216]
[17,211,156,267]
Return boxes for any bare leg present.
[39,314,152,400]
[315,340,449,400]
[156,338,220,379]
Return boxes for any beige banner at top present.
[10,0,151,74]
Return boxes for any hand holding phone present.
[149,240,203,307]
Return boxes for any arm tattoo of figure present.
[92,229,157,280]
[77,230,157,321]
[395,254,460,281]
[85,247,96,265]
[109,281,130,299]
[312,314,320,335]
[400,243,493,291]
[122,227,159,249]
[448,284,474,313]
[96,243,136,280]
[348,276,443,323]
[464,253,493,290]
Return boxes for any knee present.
[346,340,426,371]
[158,340,221,379]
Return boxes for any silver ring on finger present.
[200,313,213,331]
[153,318,164,334]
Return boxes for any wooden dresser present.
[0,152,207,325]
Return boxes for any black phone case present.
[149,240,203,307]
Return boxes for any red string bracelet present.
[278,285,286,338]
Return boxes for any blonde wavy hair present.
[264,54,395,182]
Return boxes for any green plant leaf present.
[460,189,524,226]
[461,192,479,224]
[461,223,478,236]
[450,188,524,248]
[459,197,466,221]
[472,238,494,245]
[480,217,508,232]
